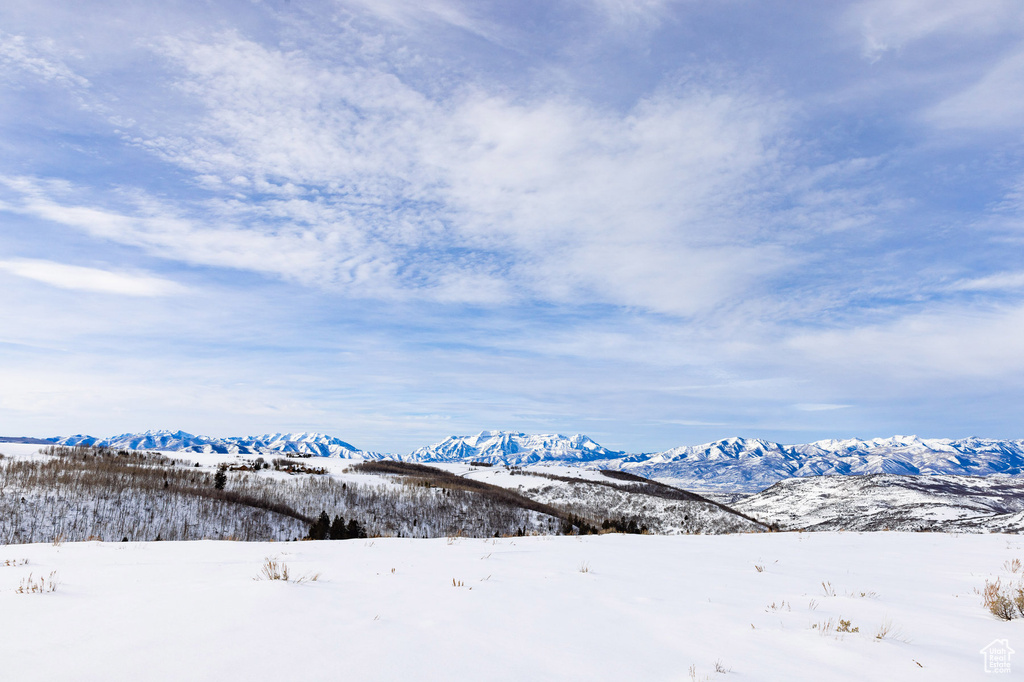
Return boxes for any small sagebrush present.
[982,578,1019,620]
[836,618,859,633]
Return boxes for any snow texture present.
[0,532,1016,680]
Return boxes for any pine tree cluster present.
[308,510,367,540]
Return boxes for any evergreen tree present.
[345,519,366,539]
[308,511,331,540]
[213,465,227,490]
[329,515,348,540]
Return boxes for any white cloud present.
[788,303,1024,381]
[847,0,1019,61]
[586,0,680,29]
[847,1,1024,134]
[0,31,89,87]
[926,47,1024,131]
[950,271,1024,292]
[341,0,500,43]
[0,32,812,316]
[794,403,851,412]
[0,258,185,296]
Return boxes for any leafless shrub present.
[983,578,1019,620]
[754,564,764,573]
[2,558,29,567]
[578,561,590,574]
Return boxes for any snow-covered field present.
[0,532,1016,680]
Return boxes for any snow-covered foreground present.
[0,533,1015,681]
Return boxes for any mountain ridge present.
[22,429,1024,492]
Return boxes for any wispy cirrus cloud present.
[847,0,1020,61]
[926,47,1024,131]
[950,271,1024,292]
[0,257,185,296]
[0,30,816,315]
[794,403,852,412]
[0,31,89,87]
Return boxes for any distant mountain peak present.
[408,431,623,465]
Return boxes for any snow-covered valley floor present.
[0,532,1016,680]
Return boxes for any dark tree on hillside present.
[330,515,348,540]
[347,519,366,539]
[309,511,331,540]
[213,465,227,491]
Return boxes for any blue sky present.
[1,0,1023,453]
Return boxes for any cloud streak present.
[0,258,185,296]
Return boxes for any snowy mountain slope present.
[54,430,360,458]
[618,435,1024,492]
[734,473,1024,532]
[426,463,765,535]
[407,431,623,465]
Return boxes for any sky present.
[1,0,1023,453]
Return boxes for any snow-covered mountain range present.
[53,430,359,458]
[406,431,623,465]
[19,430,1024,492]
[615,435,1024,491]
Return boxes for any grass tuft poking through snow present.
[15,571,58,594]
[255,557,319,583]
[874,618,905,642]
